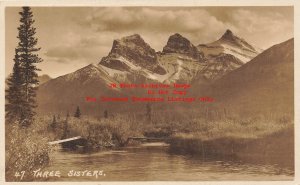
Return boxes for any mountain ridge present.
[36,30,291,115]
[162,33,205,61]
[99,34,166,75]
[97,30,261,83]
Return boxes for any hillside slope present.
[210,38,294,114]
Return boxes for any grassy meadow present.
[5,106,294,181]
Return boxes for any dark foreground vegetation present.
[5,107,294,181]
[47,107,294,161]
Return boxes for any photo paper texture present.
[2,3,296,183]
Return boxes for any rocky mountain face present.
[100,34,166,75]
[162,33,204,61]
[37,30,285,115]
[199,29,261,63]
[97,30,260,84]
[198,29,262,79]
[157,33,207,83]
[200,53,244,80]
[218,29,259,52]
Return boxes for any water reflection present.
[45,143,294,181]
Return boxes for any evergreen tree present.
[62,113,69,139]
[51,115,57,131]
[146,103,152,121]
[104,110,108,119]
[74,106,81,118]
[17,7,43,126]
[5,49,25,123]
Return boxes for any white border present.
[0,0,299,185]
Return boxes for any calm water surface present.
[45,142,294,181]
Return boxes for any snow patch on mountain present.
[158,53,206,83]
[199,29,262,64]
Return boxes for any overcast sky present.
[5,6,294,78]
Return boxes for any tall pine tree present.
[6,7,42,127]
[5,49,25,123]
[74,106,81,118]
[18,7,42,126]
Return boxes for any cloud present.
[79,7,228,45]
[6,7,293,78]
[43,6,293,68]
[228,8,293,48]
[44,34,112,64]
[45,46,80,60]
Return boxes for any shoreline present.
[168,127,294,170]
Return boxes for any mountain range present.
[36,30,293,116]
[98,29,261,84]
[209,38,294,115]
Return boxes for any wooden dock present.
[48,136,83,145]
[48,136,168,149]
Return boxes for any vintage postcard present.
[0,0,299,184]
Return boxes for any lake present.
[44,142,294,181]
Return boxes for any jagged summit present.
[199,29,262,62]
[101,34,157,66]
[118,34,145,44]
[162,33,204,61]
[220,29,235,41]
[219,29,244,45]
[121,33,141,40]
[196,29,263,79]
[99,34,166,74]
[218,29,258,52]
[168,33,189,42]
[109,34,156,57]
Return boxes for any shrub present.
[5,123,51,181]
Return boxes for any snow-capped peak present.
[218,29,261,53]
